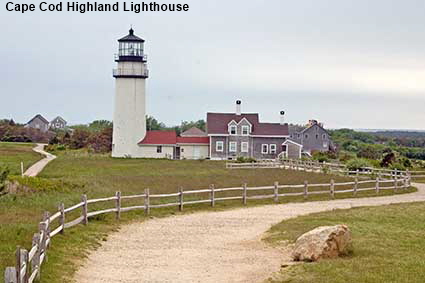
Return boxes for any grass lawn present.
[0,142,42,175]
[0,148,417,282]
[264,202,425,283]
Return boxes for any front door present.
[176,147,181,160]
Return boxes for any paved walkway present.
[75,183,425,283]
[23,144,56,177]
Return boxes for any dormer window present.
[241,125,249,136]
[229,125,237,135]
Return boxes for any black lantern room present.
[116,28,146,62]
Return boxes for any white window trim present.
[270,144,277,154]
[241,142,249,153]
[229,141,237,152]
[229,125,237,135]
[261,144,269,154]
[216,141,224,152]
[241,125,249,136]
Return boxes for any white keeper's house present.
[111,29,332,160]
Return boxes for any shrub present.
[235,156,257,163]
[339,151,356,162]
[312,151,330,163]
[346,158,371,171]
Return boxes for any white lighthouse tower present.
[112,28,149,157]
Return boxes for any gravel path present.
[75,183,425,283]
[23,143,56,177]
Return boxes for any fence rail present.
[4,175,412,283]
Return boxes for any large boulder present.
[292,224,352,262]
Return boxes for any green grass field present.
[0,145,418,282]
[264,202,425,283]
[0,142,42,175]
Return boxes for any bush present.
[235,156,257,163]
[312,151,330,163]
[346,158,371,171]
[338,151,356,162]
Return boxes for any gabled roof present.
[180,127,207,137]
[27,114,49,125]
[300,123,330,135]
[51,116,66,123]
[138,131,177,145]
[177,136,209,144]
[207,113,259,134]
[118,28,145,43]
[283,139,303,147]
[206,112,288,136]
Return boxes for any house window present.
[157,146,162,153]
[241,142,249,152]
[241,125,249,136]
[304,134,309,139]
[216,141,224,152]
[323,134,327,139]
[181,148,184,152]
[270,144,277,154]
[229,142,237,152]
[316,134,319,139]
[261,144,269,154]
[229,125,237,135]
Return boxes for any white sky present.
[1,0,425,129]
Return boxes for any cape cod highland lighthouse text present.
[5,2,190,13]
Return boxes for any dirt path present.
[23,144,56,177]
[75,183,425,283]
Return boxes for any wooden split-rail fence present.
[4,174,412,283]
[226,159,423,180]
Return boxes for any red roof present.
[177,136,210,144]
[206,112,288,136]
[138,131,177,145]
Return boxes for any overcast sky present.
[1,0,425,129]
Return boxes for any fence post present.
[20,162,24,177]
[274,182,279,203]
[81,194,88,225]
[4,267,17,283]
[15,248,21,283]
[179,187,184,211]
[114,191,121,220]
[21,249,28,283]
[31,233,41,281]
[210,184,215,207]
[375,177,380,195]
[38,222,47,264]
[144,188,150,215]
[394,175,398,193]
[243,183,247,205]
[58,203,65,234]
[303,181,308,200]
[354,178,358,196]
[330,179,335,199]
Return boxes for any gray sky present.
[1,0,425,129]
